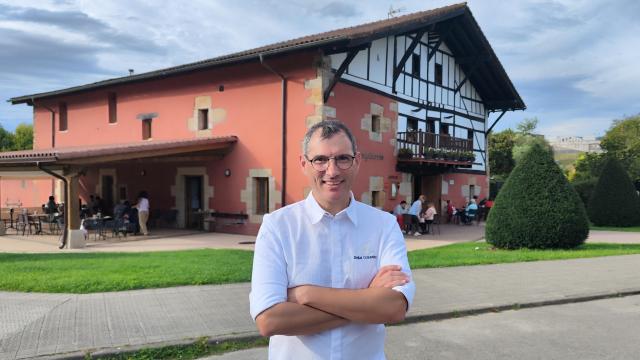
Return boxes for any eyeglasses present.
[305,154,356,171]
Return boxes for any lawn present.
[0,249,253,293]
[590,225,640,232]
[3,243,640,293]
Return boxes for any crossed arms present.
[255,265,410,337]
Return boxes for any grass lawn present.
[590,225,640,232]
[408,242,640,269]
[3,243,640,294]
[0,249,253,293]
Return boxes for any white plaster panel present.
[369,38,387,84]
[348,49,368,78]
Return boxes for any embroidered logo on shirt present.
[353,255,377,260]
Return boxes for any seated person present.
[423,202,437,233]
[465,201,479,224]
[45,196,58,214]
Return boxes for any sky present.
[0,0,638,139]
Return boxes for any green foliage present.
[488,128,516,178]
[512,134,553,164]
[485,143,589,249]
[600,114,640,182]
[0,125,14,150]
[0,122,33,151]
[587,157,640,227]
[397,147,413,159]
[516,117,538,135]
[571,177,597,206]
[13,123,33,150]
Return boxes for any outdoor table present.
[27,214,48,235]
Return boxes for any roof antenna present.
[128,69,134,76]
[388,5,405,18]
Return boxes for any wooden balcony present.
[396,131,474,174]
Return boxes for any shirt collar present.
[304,192,358,226]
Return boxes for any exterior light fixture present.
[224,169,231,177]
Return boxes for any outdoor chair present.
[401,214,415,234]
[16,213,29,235]
[464,209,477,225]
[429,214,441,235]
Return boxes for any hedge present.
[588,157,640,226]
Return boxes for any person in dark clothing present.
[45,196,58,214]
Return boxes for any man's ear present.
[299,154,307,171]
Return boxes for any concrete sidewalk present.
[2,254,640,360]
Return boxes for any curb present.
[25,289,640,360]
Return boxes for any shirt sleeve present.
[378,214,416,310]
[249,214,289,321]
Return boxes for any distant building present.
[549,136,602,153]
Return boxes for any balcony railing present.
[396,131,472,157]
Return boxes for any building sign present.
[362,152,384,160]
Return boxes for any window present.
[371,114,380,133]
[198,109,209,130]
[372,191,381,208]
[108,93,117,123]
[142,118,152,140]
[468,129,474,140]
[407,117,418,132]
[390,183,398,199]
[434,63,443,86]
[411,53,420,77]
[440,123,449,136]
[426,118,436,133]
[254,177,269,215]
[59,102,68,131]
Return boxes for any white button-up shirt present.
[250,193,416,360]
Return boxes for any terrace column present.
[65,173,84,249]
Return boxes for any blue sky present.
[1,0,638,139]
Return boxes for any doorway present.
[185,176,203,229]
[101,175,114,215]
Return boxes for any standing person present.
[408,194,426,236]
[250,120,415,359]
[135,191,150,235]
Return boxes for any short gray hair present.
[302,120,357,155]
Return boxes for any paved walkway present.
[1,252,640,360]
[0,223,486,253]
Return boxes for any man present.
[393,200,408,216]
[408,194,426,236]
[250,120,415,359]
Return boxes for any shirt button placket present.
[330,216,343,360]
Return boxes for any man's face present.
[301,130,360,213]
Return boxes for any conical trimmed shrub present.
[588,157,640,226]
[486,143,589,249]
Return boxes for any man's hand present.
[369,265,410,289]
[288,286,307,305]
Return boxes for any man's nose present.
[325,158,341,176]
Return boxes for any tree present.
[488,128,516,179]
[0,125,14,151]
[486,142,589,249]
[516,117,538,135]
[599,114,640,182]
[587,157,640,227]
[12,123,33,150]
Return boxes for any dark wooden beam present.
[392,29,427,93]
[427,23,452,63]
[486,110,507,134]
[323,48,360,103]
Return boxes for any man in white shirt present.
[250,120,415,359]
[408,195,425,236]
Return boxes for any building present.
[548,136,602,153]
[1,3,524,246]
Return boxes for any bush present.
[397,148,413,159]
[571,177,597,207]
[587,157,640,227]
[486,143,589,249]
